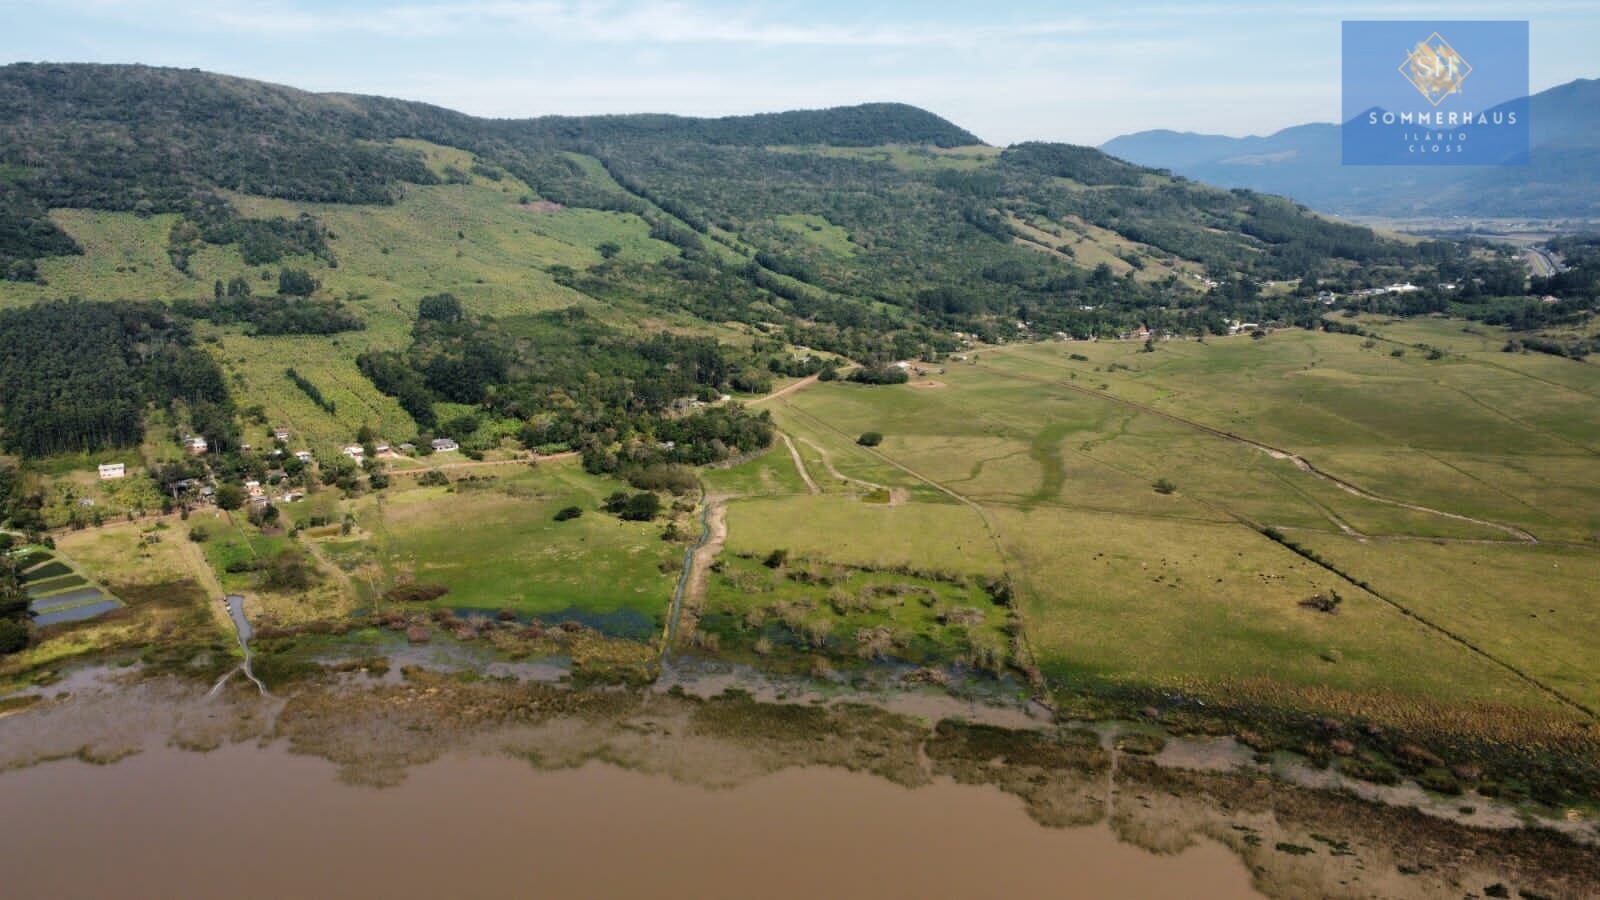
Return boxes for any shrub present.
[553,505,583,522]
[606,491,660,521]
[382,582,450,603]
[1152,478,1177,494]
[763,548,789,569]
[0,619,29,655]
[856,431,883,447]
[261,548,316,592]
[848,366,909,385]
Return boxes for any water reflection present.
[0,670,1594,900]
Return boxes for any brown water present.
[0,741,1262,900]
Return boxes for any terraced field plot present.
[15,549,124,627]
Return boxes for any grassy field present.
[733,324,1600,725]
[697,551,1015,673]
[322,462,681,636]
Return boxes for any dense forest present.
[0,300,234,456]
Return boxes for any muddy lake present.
[0,741,1260,899]
[0,669,1593,899]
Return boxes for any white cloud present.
[102,0,1102,47]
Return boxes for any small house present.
[273,427,291,442]
[430,438,460,453]
[295,450,314,463]
[185,435,208,455]
[97,462,126,480]
[342,445,365,459]
[245,480,263,497]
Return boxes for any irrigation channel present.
[208,594,267,697]
[661,497,715,659]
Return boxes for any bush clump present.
[383,582,451,603]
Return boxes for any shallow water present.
[0,671,1593,899]
[0,741,1261,900]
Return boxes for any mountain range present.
[1101,78,1600,220]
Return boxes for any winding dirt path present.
[780,433,820,495]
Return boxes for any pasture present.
[749,323,1600,725]
[323,462,681,634]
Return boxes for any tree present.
[597,241,622,260]
[0,619,27,655]
[554,505,582,521]
[618,492,660,521]
[214,483,246,510]
[856,431,883,447]
[417,293,464,324]
[277,267,318,297]
[1153,478,1177,495]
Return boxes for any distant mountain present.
[1101,78,1600,219]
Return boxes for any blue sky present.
[2,1,1595,144]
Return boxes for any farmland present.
[730,320,1600,729]
[317,462,682,635]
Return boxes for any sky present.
[2,1,1596,145]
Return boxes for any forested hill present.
[1,63,1475,348]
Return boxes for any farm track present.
[780,433,820,494]
[969,361,1597,718]
[983,362,1541,544]
[777,400,1046,690]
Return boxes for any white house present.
[97,463,126,480]
[295,450,314,463]
[430,438,460,453]
[273,427,291,442]
[185,435,208,455]
[342,445,365,459]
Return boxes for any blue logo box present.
[1342,20,1528,166]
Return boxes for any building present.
[185,435,208,455]
[245,480,263,497]
[430,438,460,453]
[295,450,314,463]
[97,463,126,480]
[342,445,365,459]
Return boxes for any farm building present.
[431,438,460,453]
[97,463,125,480]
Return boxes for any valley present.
[0,63,1597,870]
